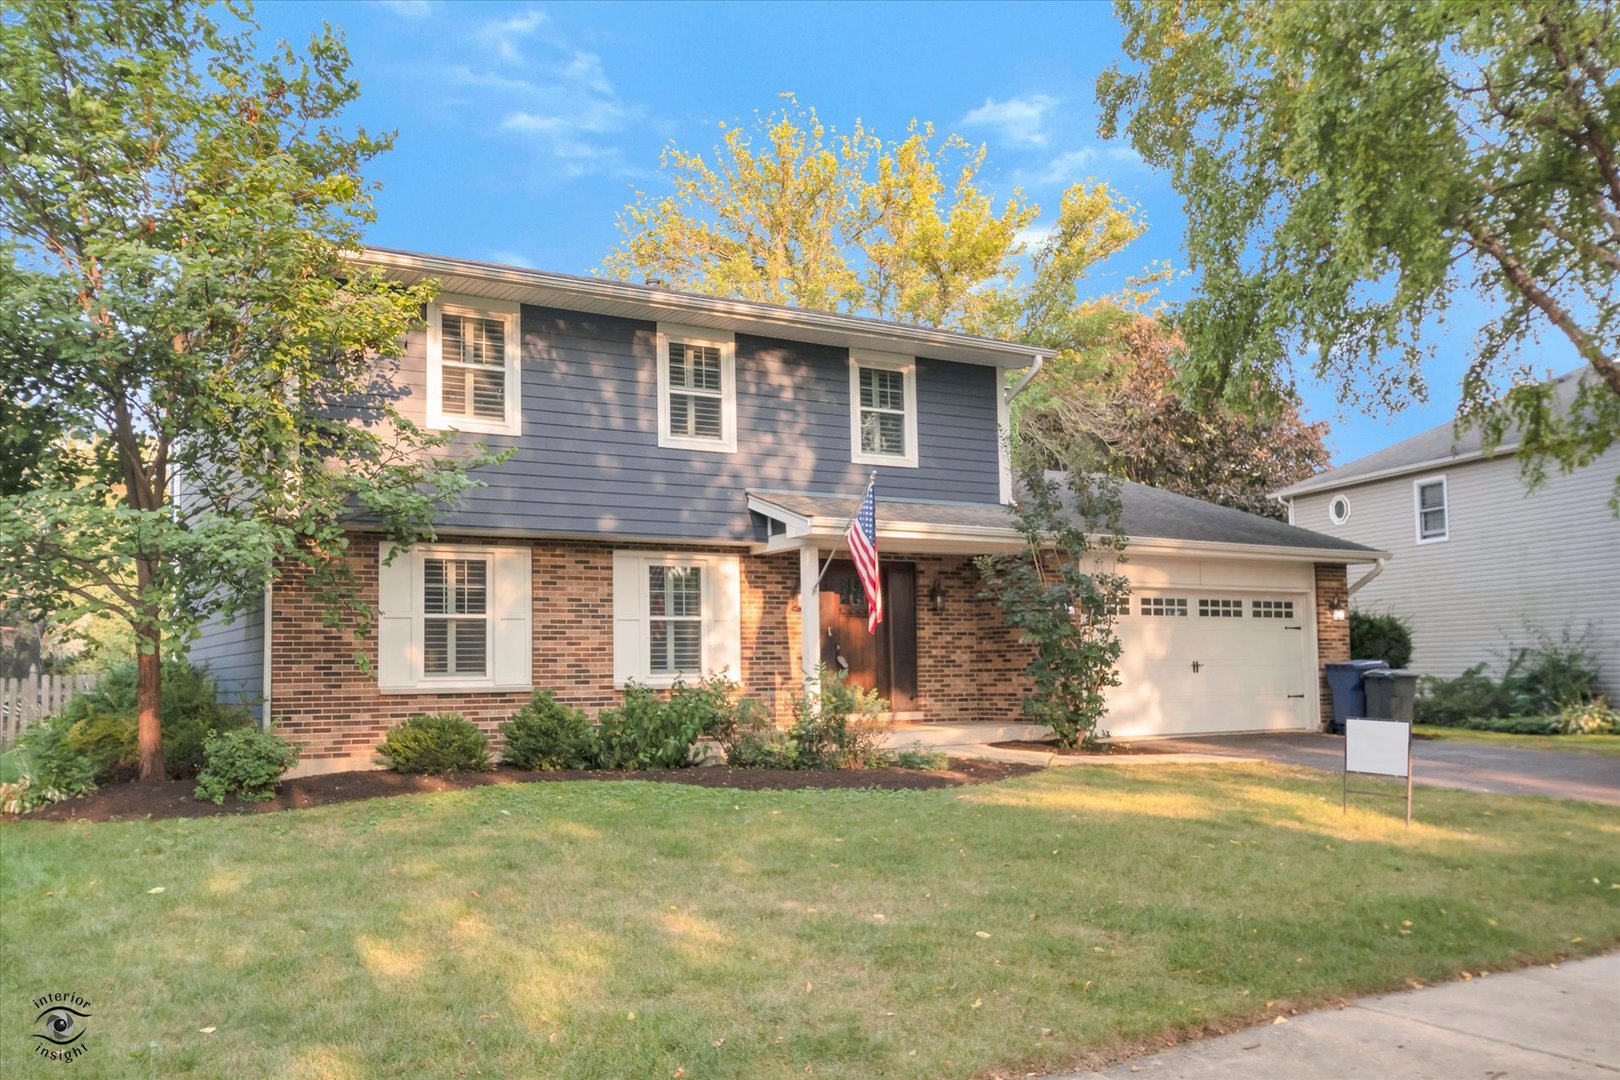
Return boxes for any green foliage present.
[1551,700,1619,737]
[1349,612,1414,670]
[4,717,99,813]
[593,676,752,771]
[978,465,1126,748]
[888,743,949,771]
[375,714,492,775]
[498,692,596,771]
[56,660,253,778]
[1100,2,1620,507]
[722,668,890,770]
[1416,633,1603,727]
[193,727,301,805]
[0,2,497,778]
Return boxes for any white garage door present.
[1106,591,1312,737]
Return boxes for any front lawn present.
[3,763,1618,1079]
[1414,724,1620,758]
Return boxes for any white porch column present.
[799,543,821,696]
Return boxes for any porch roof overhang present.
[746,491,1027,555]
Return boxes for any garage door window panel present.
[1140,597,1188,617]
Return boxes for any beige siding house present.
[1277,372,1619,697]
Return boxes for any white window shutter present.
[706,555,742,679]
[377,544,417,689]
[612,551,645,687]
[491,546,533,690]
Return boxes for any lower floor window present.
[612,550,742,688]
[649,564,703,675]
[423,556,489,677]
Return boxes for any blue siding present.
[394,304,1004,541]
[190,603,264,720]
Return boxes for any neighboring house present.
[1277,370,1619,697]
[195,248,1381,773]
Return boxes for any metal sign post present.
[1343,717,1414,826]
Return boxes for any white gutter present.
[1275,443,1521,500]
[1004,353,1046,402]
[1349,557,1387,595]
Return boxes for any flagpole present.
[812,470,877,593]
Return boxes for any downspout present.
[1348,557,1386,597]
[1005,353,1045,403]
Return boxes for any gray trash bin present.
[1364,669,1420,723]
[1324,659,1389,734]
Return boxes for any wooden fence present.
[0,672,98,749]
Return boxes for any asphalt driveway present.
[1139,732,1620,806]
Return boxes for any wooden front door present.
[819,561,917,712]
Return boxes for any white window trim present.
[612,550,741,689]
[1329,495,1351,525]
[1413,474,1449,545]
[656,323,737,454]
[426,295,523,436]
[849,350,919,468]
[377,542,532,694]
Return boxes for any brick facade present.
[269,536,1034,764]
[1313,562,1351,729]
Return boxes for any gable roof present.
[748,478,1383,561]
[354,247,1051,370]
[1275,369,1589,499]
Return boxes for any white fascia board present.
[1274,444,1520,499]
[1120,536,1391,564]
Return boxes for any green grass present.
[1414,724,1620,758]
[3,764,1618,1079]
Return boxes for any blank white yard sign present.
[1345,717,1411,777]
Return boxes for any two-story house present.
[193,248,1383,772]
[1277,369,1619,697]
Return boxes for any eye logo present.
[30,992,93,1063]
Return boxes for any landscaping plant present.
[1416,632,1603,729]
[193,727,301,805]
[1349,611,1414,669]
[978,464,1127,749]
[499,692,597,771]
[592,677,751,770]
[722,667,890,770]
[888,743,949,771]
[376,714,492,775]
[53,660,254,779]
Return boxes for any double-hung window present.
[427,296,522,435]
[423,556,488,678]
[657,324,737,453]
[611,551,741,687]
[849,352,918,467]
[1414,476,1448,543]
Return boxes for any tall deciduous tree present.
[602,95,1158,340]
[1099,0,1620,503]
[0,2,486,779]
[1016,307,1331,518]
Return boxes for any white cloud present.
[1014,223,1057,249]
[378,0,432,19]
[1018,147,1098,187]
[960,94,1059,147]
[473,8,548,64]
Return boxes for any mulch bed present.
[990,739,1173,757]
[12,757,1041,824]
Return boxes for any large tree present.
[1016,307,1331,518]
[1099,0,1620,503]
[602,95,1158,341]
[0,2,485,779]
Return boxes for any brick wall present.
[1313,562,1351,729]
[269,536,1033,764]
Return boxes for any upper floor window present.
[1329,495,1351,525]
[849,351,918,468]
[1414,476,1448,543]
[657,324,736,453]
[427,296,522,436]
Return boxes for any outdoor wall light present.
[1330,602,1348,621]
[928,578,946,613]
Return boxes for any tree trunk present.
[135,557,166,782]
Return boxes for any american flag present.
[845,477,882,633]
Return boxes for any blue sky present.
[252,0,1576,465]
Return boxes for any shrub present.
[722,668,890,771]
[888,743,949,771]
[1349,611,1413,669]
[193,727,301,804]
[63,711,138,782]
[591,675,757,771]
[376,714,491,774]
[1499,631,1601,714]
[1550,699,1618,736]
[4,718,99,813]
[499,692,595,771]
[1414,665,1513,727]
[56,659,254,778]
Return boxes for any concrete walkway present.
[1058,953,1620,1079]
[1140,732,1620,806]
[877,724,1247,767]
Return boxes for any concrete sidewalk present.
[878,724,1247,767]
[1057,953,1619,1079]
